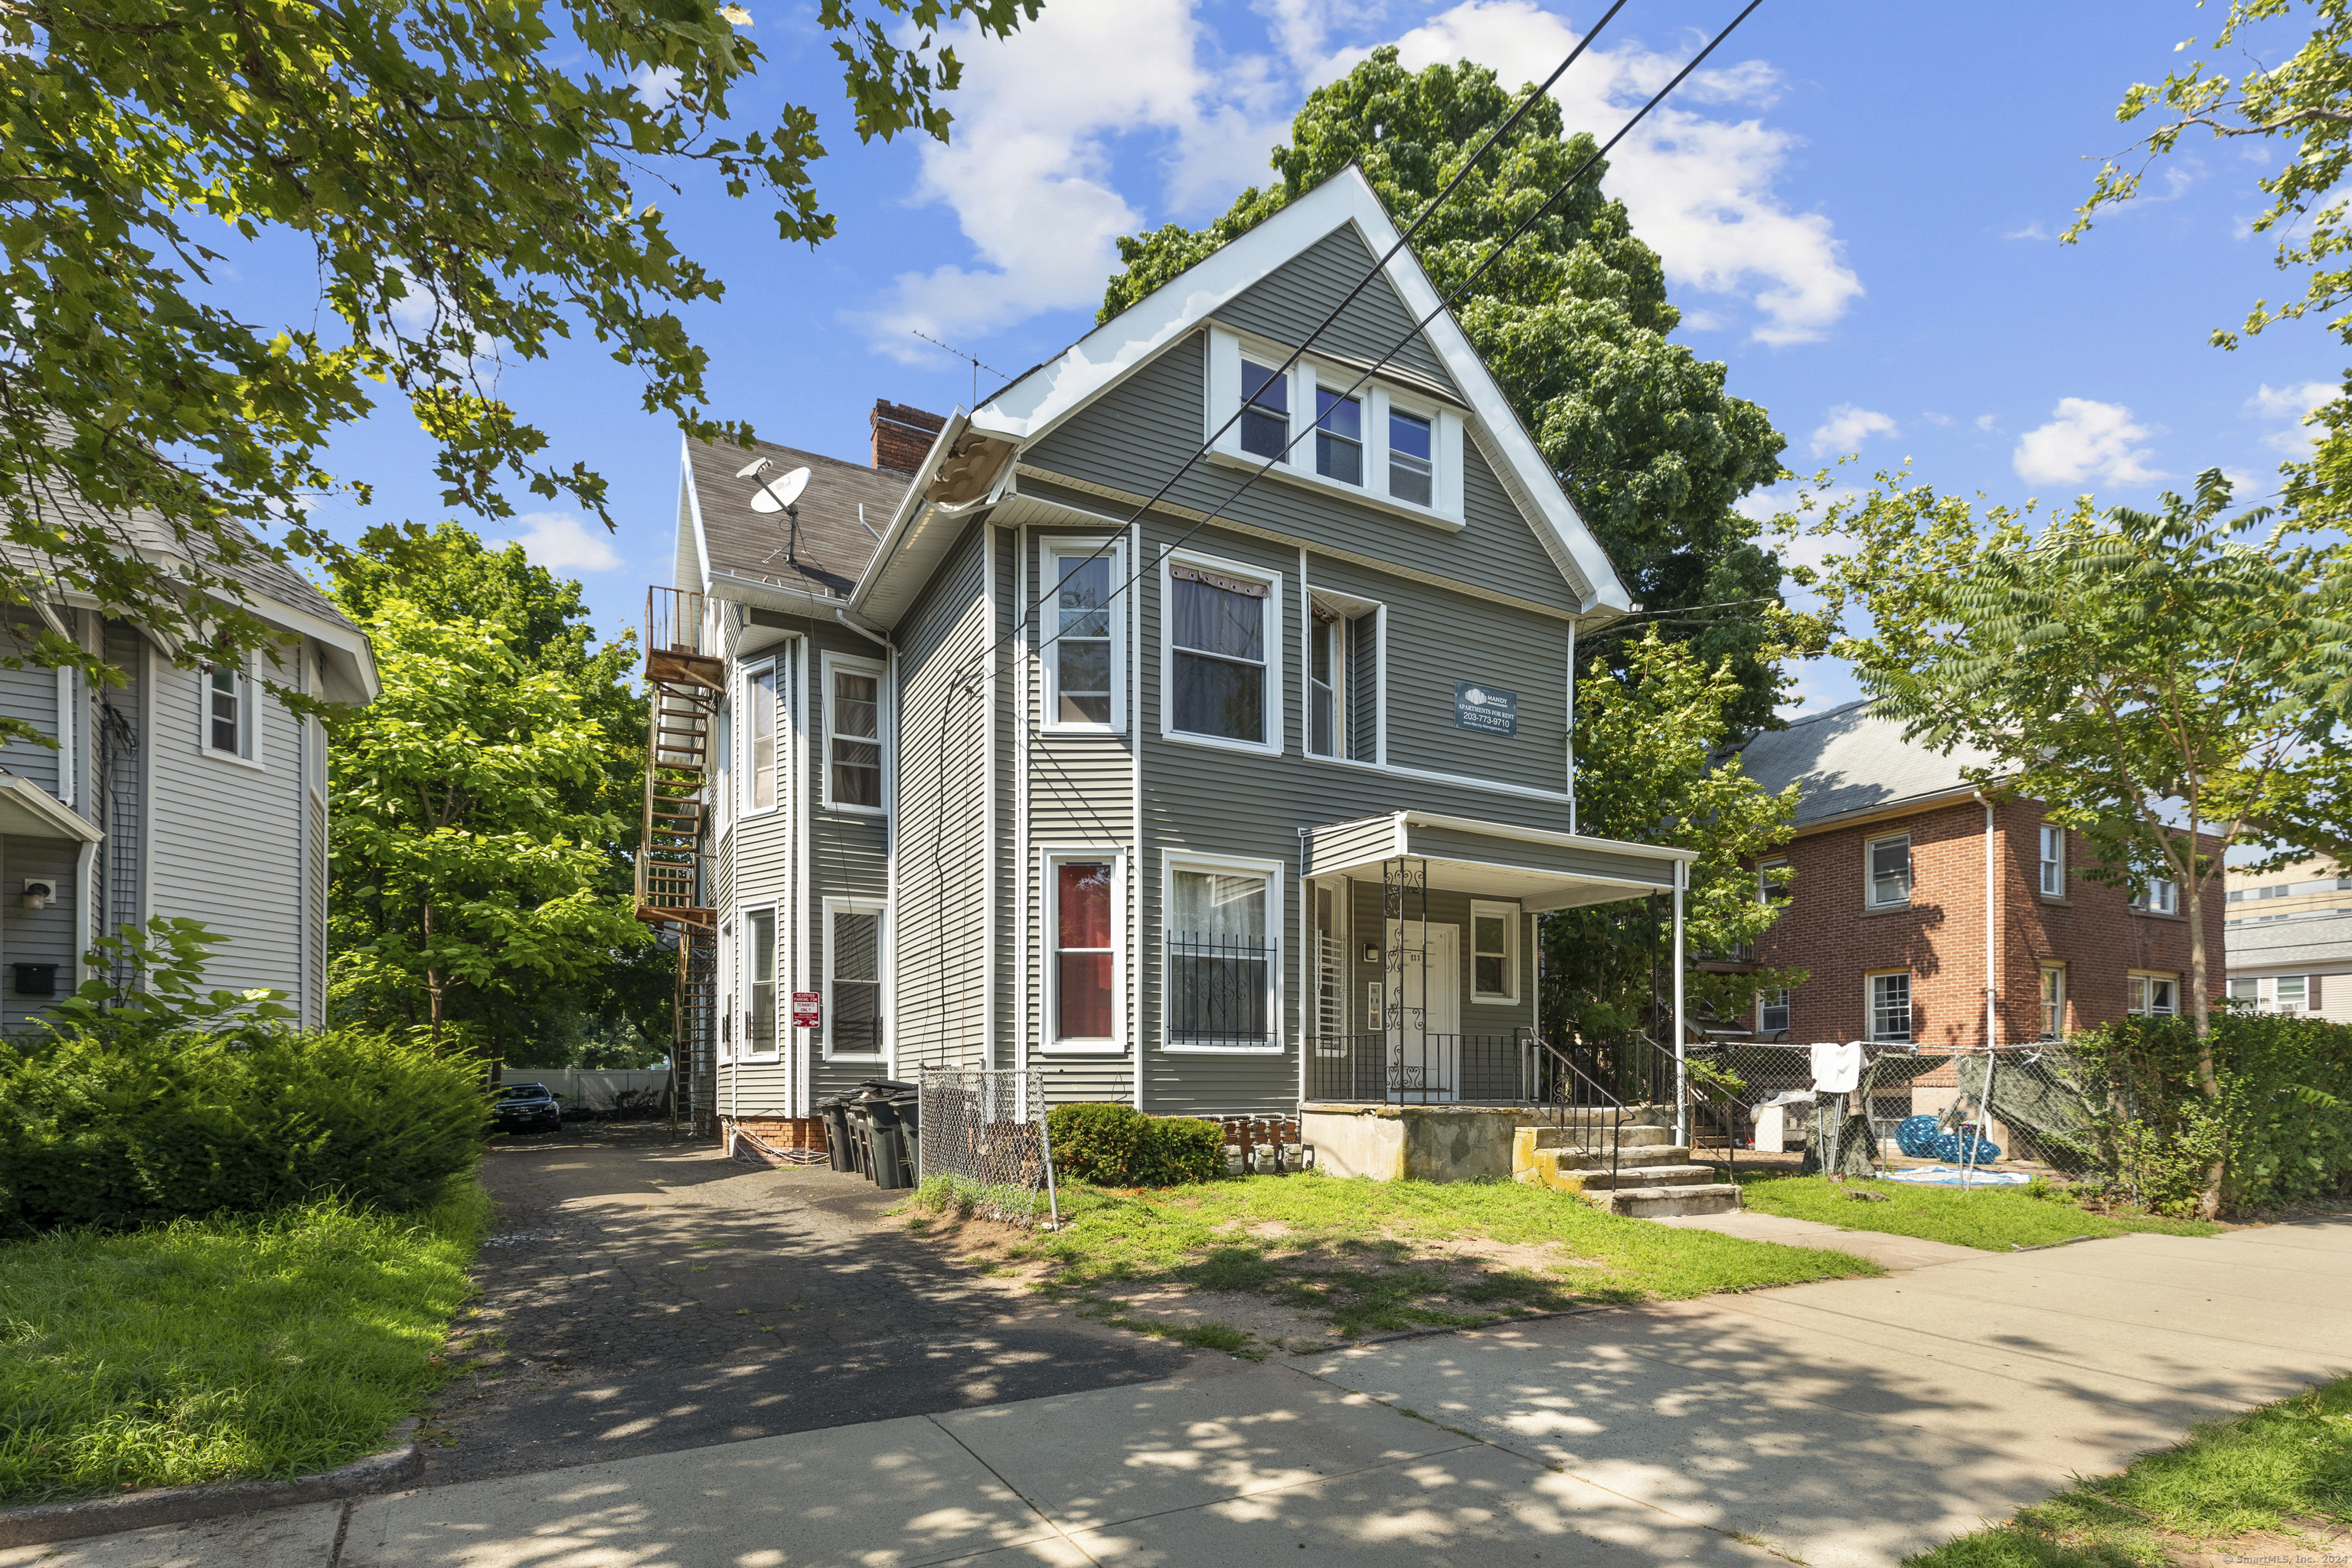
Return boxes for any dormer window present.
[1315,387,1362,484]
[1205,327,1464,526]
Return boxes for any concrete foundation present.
[1300,1102,1532,1182]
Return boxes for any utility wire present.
[959,0,1638,685]
[1001,0,1767,685]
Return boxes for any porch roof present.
[1305,812,1691,913]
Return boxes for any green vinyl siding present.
[1208,224,1460,397]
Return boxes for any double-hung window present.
[2039,825,2064,897]
[825,655,884,811]
[2128,974,2177,1016]
[827,903,885,1057]
[2229,976,2260,1008]
[1168,561,1273,748]
[1308,609,1344,757]
[1470,901,1517,1003]
[1167,863,1276,1047]
[2130,878,2179,915]
[1759,859,1790,907]
[2276,974,2311,1011]
[1867,835,1912,908]
[1869,972,1912,1042]
[1050,858,1117,1047]
[745,662,779,814]
[204,658,255,760]
[1240,358,1289,461]
[1044,541,1122,730]
[743,909,776,1059]
[1388,409,1433,506]
[1315,385,1363,485]
[1759,988,1791,1034]
[2040,965,2065,1039]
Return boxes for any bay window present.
[1168,560,1274,749]
[824,653,884,811]
[1167,861,1276,1047]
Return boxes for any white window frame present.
[1308,365,1366,488]
[1040,848,1125,1055]
[2040,963,2066,1040]
[1160,547,1283,757]
[1759,987,1792,1034]
[2275,974,2310,1012]
[821,650,887,815]
[739,906,781,1063]
[1867,833,1912,909]
[1468,899,1519,1005]
[198,655,261,767]
[1759,858,1790,906]
[1867,969,1912,1043]
[1160,848,1283,1054]
[822,897,889,1060]
[1040,537,1126,734]
[741,656,781,818]
[717,916,736,1064]
[2128,972,2179,1017]
[2038,825,2064,897]
[1202,326,1465,528]
[2131,877,2180,916]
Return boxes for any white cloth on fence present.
[1808,1040,1864,1094]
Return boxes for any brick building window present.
[2040,965,2065,1039]
[2039,826,2064,897]
[1759,987,1790,1034]
[1868,972,1911,1041]
[2128,974,2177,1016]
[1759,859,1789,906]
[2130,878,2179,915]
[1867,835,1911,908]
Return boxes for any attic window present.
[1207,328,1463,525]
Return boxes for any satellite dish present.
[750,466,810,514]
[734,457,770,480]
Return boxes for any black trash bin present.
[851,1078,920,1189]
[816,1096,856,1173]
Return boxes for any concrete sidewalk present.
[12,1219,2344,1568]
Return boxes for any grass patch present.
[0,1182,489,1504]
[1907,1374,2352,1568]
[1737,1174,2223,1252]
[985,1171,1877,1340]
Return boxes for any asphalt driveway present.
[421,1122,1191,1485]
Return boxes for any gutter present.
[847,409,970,622]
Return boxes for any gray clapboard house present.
[0,511,374,1030]
[642,166,1693,1147]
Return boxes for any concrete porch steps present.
[1511,1117,1743,1217]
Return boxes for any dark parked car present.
[492,1083,563,1134]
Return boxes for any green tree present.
[328,597,648,1053]
[1540,629,1806,1040]
[0,0,1039,742]
[1784,469,2352,1216]
[330,524,671,1063]
[1100,48,1792,728]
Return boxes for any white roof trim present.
[0,776,100,843]
[678,434,713,594]
[964,166,1629,612]
[847,409,969,619]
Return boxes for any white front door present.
[1381,920,1462,1100]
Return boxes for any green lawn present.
[0,1184,488,1503]
[1736,1173,2223,1252]
[913,1171,1880,1342]
[1909,1373,2352,1568]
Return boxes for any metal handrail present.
[1522,1030,1628,1194]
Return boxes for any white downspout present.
[1975,792,1997,1049]
[1565,617,1576,836]
[1671,857,1687,1148]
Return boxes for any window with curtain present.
[1169,567,1267,744]
[1168,867,1270,1044]
[2128,975,2177,1016]
[1050,549,1116,726]
[830,907,883,1055]
[830,665,882,808]
[1315,387,1361,484]
[1240,359,1289,460]
[1054,861,1114,1042]
[746,664,778,812]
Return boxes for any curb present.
[0,1420,423,1549]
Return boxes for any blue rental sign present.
[1453,681,1517,737]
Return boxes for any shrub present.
[1047,1103,1226,1187]
[0,1026,488,1234]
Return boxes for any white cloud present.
[2003,220,2048,241]
[875,0,1860,353]
[1919,410,1954,428]
[1973,413,1999,433]
[1808,403,1897,458]
[2013,398,2161,488]
[493,512,622,573]
[629,63,683,109]
[2246,378,2337,453]
[1373,1,1863,345]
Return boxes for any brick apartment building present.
[1735,701,2223,1050]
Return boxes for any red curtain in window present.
[1056,862,1113,1039]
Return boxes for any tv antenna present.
[737,458,811,565]
[911,329,1008,407]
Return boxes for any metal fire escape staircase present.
[636,588,724,1134]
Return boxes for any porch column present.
[1671,858,1687,1147]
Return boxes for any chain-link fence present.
[1679,1040,2096,1181]
[915,1066,1059,1227]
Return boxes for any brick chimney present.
[871,400,947,474]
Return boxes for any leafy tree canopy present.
[0,0,1038,738]
[1099,47,1795,728]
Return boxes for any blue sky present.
[255,1,2344,717]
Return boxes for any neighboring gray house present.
[643,166,1694,1145]
[0,519,375,1031]
[2225,913,2352,1021]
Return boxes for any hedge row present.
[1047,1102,1226,1186]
